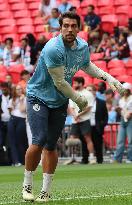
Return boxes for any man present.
[96,81,106,101]
[22,12,125,202]
[87,85,108,163]
[58,0,72,14]
[18,70,30,93]
[69,77,96,164]
[84,5,101,39]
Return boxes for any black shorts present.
[70,120,91,136]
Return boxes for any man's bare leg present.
[84,134,96,164]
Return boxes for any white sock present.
[23,169,33,186]
[89,153,94,160]
[42,173,54,193]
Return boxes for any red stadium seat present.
[14,10,31,18]
[0,19,16,27]
[8,64,25,84]
[33,17,43,25]
[0,3,10,11]
[31,9,39,17]
[74,70,93,86]
[98,7,115,16]
[97,0,114,7]
[108,67,126,76]
[125,60,132,75]
[77,31,88,41]
[116,75,132,83]
[114,0,130,6]
[0,65,7,73]
[43,32,53,40]
[115,6,131,26]
[80,0,97,8]
[0,26,17,34]
[18,25,34,33]
[94,61,108,72]
[35,25,44,33]
[28,2,40,10]
[8,0,22,3]
[108,60,125,69]
[90,52,104,61]
[0,65,8,82]
[70,0,80,8]
[0,11,13,19]
[11,3,27,10]
[16,18,33,26]
[101,15,118,33]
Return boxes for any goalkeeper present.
[22,12,125,202]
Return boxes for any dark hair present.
[120,32,128,42]
[73,77,85,86]
[0,82,9,88]
[87,84,97,91]
[20,70,30,76]
[105,89,114,97]
[88,4,95,10]
[21,37,29,43]
[5,38,13,44]
[52,8,59,12]
[69,6,76,12]
[59,12,81,28]
[26,33,36,47]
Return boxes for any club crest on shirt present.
[33,104,40,111]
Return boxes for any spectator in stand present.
[127,30,132,52]
[69,6,77,14]
[8,85,28,166]
[0,41,4,64]
[39,0,57,24]
[106,100,117,123]
[84,5,101,39]
[15,38,34,73]
[5,74,15,96]
[18,70,30,93]
[96,32,110,53]
[48,8,60,33]
[58,0,72,14]
[0,83,11,148]
[114,83,132,163]
[26,33,37,66]
[96,81,106,101]
[86,84,108,164]
[3,38,20,67]
[115,32,130,62]
[69,77,96,164]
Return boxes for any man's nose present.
[68,26,72,32]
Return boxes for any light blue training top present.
[27,34,90,108]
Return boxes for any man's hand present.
[75,95,88,112]
[106,76,126,95]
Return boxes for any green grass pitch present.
[0,164,132,205]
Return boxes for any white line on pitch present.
[0,192,131,204]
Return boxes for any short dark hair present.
[52,8,59,13]
[73,77,85,86]
[0,82,9,88]
[21,37,28,43]
[59,12,81,28]
[5,38,13,44]
[69,6,76,12]
[20,70,30,76]
[88,4,95,10]
[105,89,114,97]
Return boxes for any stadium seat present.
[30,9,39,17]
[8,0,22,3]
[42,32,53,40]
[77,31,88,41]
[8,64,25,84]
[114,0,130,6]
[116,75,132,83]
[0,26,17,34]
[26,0,40,2]
[98,7,115,16]
[108,60,125,69]
[28,2,40,10]
[16,18,33,26]
[0,19,16,27]
[14,10,31,18]
[18,25,34,33]
[0,11,13,19]
[80,0,97,8]
[0,65,8,82]
[115,6,131,26]
[101,15,118,33]
[97,0,114,7]
[70,0,80,8]
[0,3,10,11]
[0,65,7,73]
[125,60,132,75]
[35,25,44,33]
[90,52,104,61]
[108,67,126,76]
[33,17,43,25]
[11,3,27,10]
[94,61,108,72]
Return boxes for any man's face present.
[73,81,83,90]
[1,87,9,96]
[61,18,79,45]
[51,9,59,18]
[21,40,27,48]
[87,6,93,14]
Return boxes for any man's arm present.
[48,66,88,111]
[82,61,125,95]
